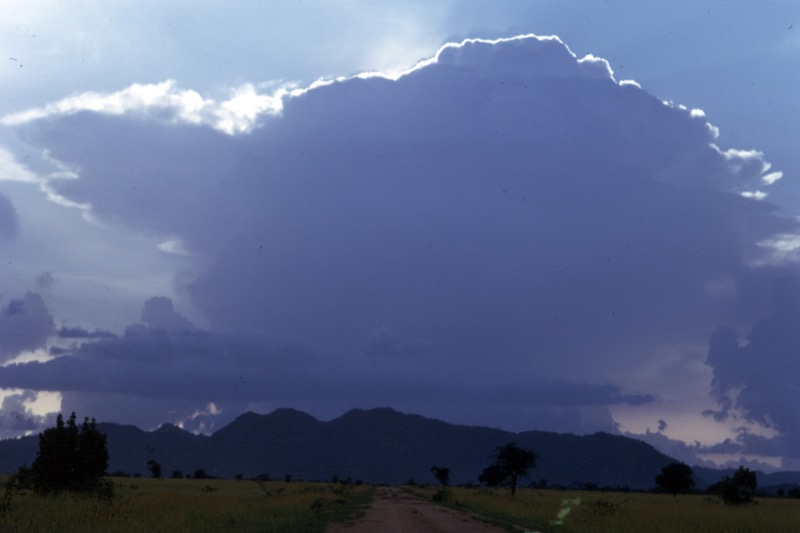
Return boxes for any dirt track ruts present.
[325,486,521,533]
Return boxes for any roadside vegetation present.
[404,485,800,533]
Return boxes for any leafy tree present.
[30,413,110,496]
[655,462,694,497]
[716,467,758,506]
[430,465,450,489]
[147,460,162,479]
[480,442,538,495]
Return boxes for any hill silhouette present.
[1,407,797,490]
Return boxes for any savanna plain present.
[1,477,799,532]
[0,477,373,533]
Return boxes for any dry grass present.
[405,485,800,533]
[0,477,374,533]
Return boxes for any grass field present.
[405,485,800,533]
[0,477,374,533]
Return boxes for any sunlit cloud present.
[157,238,195,257]
[1,80,287,135]
[741,190,768,200]
[755,234,800,264]
[762,171,783,185]
[0,147,40,183]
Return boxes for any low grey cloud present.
[0,292,54,361]
[0,391,54,439]
[706,274,800,465]
[140,296,196,333]
[57,327,116,340]
[2,36,798,457]
[0,297,649,433]
[700,432,789,459]
[34,271,55,292]
[634,424,792,471]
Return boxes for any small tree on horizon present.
[430,465,450,489]
[480,442,538,495]
[655,461,694,497]
[147,460,162,479]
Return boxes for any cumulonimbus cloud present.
[1,36,798,450]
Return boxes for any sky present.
[0,0,798,472]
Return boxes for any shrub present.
[712,467,758,506]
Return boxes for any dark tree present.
[30,413,109,495]
[31,413,78,493]
[717,467,758,506]
[430,465,450,489]
[76,417,108,489]
[147,460,162,479]
[655,462,694,497]
[480,442,538,495]
[478,464,506,487]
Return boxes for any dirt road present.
[325,486,523,533]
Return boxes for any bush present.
[712,467,758,506]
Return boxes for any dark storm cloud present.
[706,274,800,462]
[0,295,650,433]
[0,191,17,241]
[140,296,196,333]
[57,326,116,339]
[0,333,645,407]
[4,36,798,439]
[0,292,54,360]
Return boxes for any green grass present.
[405,485,800,533]
[0,477,374,533]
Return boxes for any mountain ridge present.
[1,407,797,491]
